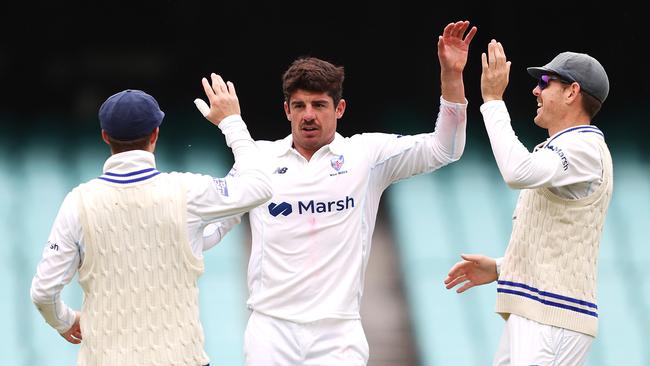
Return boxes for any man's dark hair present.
[581,92,602,119]
[282,57,345,105]
[105,133,152,154]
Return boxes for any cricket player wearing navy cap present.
[30,75,272,366]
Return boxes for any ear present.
[284,101,291,121]
[336,99,346,119]
[149,127,159,145]
[147,128,160,153]
[566,82,581,103]
[101,130,111,145]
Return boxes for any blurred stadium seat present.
[386,148,649,365]
[6,133,648,365]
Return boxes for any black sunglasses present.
[538,74,571,90]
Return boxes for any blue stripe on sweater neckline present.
[103,167,156,177]
[98,170,160,184]
[545,125,603,147]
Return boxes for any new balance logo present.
[268,202,293,217]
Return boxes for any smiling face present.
[532,76,579,135]
[284,89,346,160]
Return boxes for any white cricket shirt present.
[244,97,467,322]
[480,100,607,274]
[480,100,605,198]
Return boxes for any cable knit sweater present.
[496,139,613,337]
[75,174,208,366]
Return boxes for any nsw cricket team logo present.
[330,155,344,171]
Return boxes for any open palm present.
[438,20,477,73]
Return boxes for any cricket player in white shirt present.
[195,20,477,366]
[444,41,612,366]
[30,75,272,366]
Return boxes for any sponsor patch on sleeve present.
[546,144,569,171]
[213,178,229,196]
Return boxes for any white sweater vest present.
[74,173,208,365]
[496,139,613,337]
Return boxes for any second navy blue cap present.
[99,89,165,140]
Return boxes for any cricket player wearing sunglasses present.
[444,40,612,366]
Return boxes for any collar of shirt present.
[103,150,157,173]
[270,132,346,157]
[98,150,160,184]
[536,125,604,151]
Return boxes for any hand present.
[437,20,477,75]
[444,254,498,293]
[60,311,82,344]
[480,39,511,102]
[194,73,241,126]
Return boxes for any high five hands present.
[480,39,511,102]
[194,73,241,126]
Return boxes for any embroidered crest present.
[330,155,344,171]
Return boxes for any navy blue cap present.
[99,89,165,140]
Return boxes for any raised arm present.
[438,20,477,103]
[187,73,272,222]
[479,40,573,189]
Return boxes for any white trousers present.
[244,311,369,366]
[493,314,594,366]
